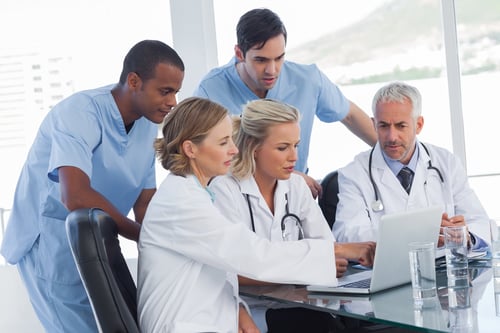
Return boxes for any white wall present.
[0,265,43,332]
[0,258,138,331]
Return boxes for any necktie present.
[397,167,414,194]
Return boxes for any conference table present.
[240,261,500,332]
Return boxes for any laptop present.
[307,206,442,295]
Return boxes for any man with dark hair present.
[194,8,377,198]
[1,39,184,332]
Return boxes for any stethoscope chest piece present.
[368,142,443,214]
[371,200,384,212]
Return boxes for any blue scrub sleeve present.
[47,107,101,182]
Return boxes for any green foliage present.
[288,0,500,83]
[463,63,498,75]
[456,0,500,23]
[346,66,442,85]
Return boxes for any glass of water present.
[443,226,469,287]
[409,241,437,304]
[490,219,500,316]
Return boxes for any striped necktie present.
[397,167,414,194]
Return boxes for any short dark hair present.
[118,40,185,84]
[236,8,287,56]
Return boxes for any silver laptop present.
[307,206,442,294]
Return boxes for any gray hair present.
[231,99,300,179]
[372,82,422,119]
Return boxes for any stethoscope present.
[368,142,444,212]
[245,193,304,241]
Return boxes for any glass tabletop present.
[240,263,500,332]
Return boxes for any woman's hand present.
[334,241,376,267]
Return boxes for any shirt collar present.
[382,141,420,176]
[191,175,216,203]
[239,175,290,200]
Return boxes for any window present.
[0,0,173,210]
[211,0,500,218]
[455,0,500,218]
[213,0,450,177]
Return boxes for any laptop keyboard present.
[342,278,371,288]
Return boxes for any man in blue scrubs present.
[1,40,184,332]
[194,8,377,198]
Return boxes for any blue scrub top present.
[1,85,157,283]
[194,58,350,173]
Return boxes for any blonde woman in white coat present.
[210,99,375,332]
[138,97,343,333]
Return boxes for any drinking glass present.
[443,226,469,287]
[408,241,437,303]
[447,284,475,333]
[490,219,500,316]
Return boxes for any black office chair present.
[65,208,139,333]
[318,170,339,229]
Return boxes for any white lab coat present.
[138,174,336,333]
[210,173,335,242]
[333,142,490,245]
[210,173,336,331]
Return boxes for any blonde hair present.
[231,99,299,179]
[154,97,229,176]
